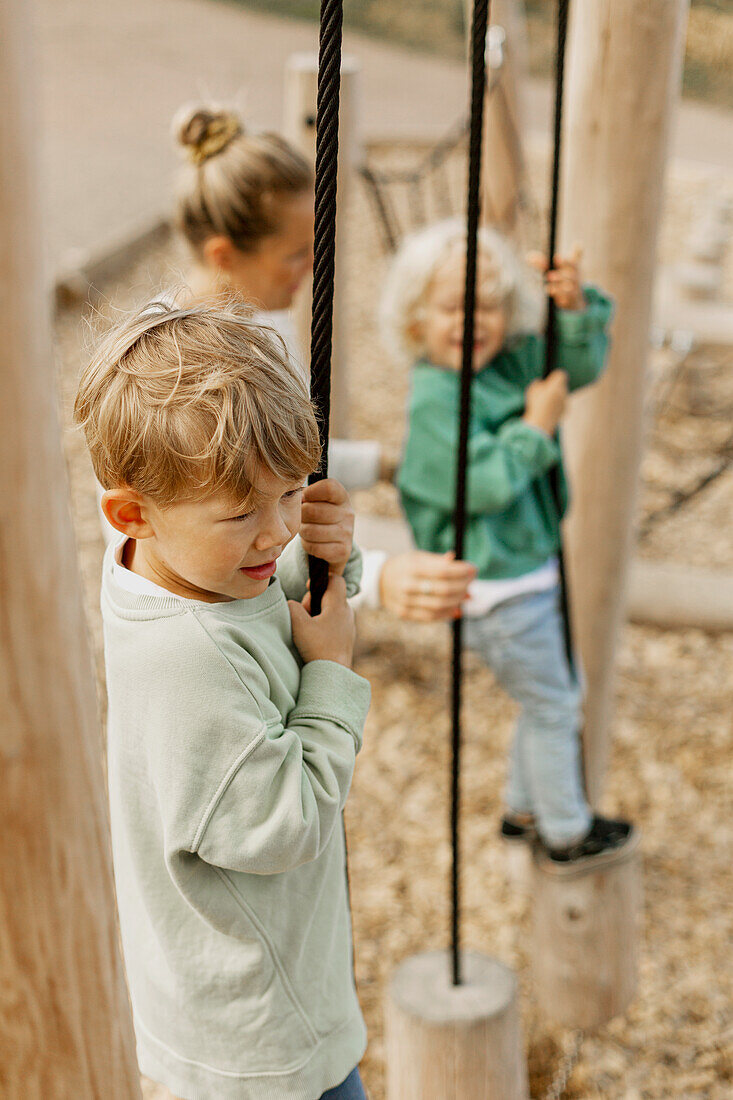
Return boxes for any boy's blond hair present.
[379,218,544,364]
[74,299,321,509]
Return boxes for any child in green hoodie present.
[386,219,634,868]
[75,300,370,1100]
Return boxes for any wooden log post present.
[283,52,361,438]
[481,0,529,237]
[0,3,141,1095]
[525,0,686,1032]
[386,951,528,1100]
[464,0,529,237]
[530,835,642,1028]
[560,0,689,800]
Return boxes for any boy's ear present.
[101,488,155,539]
[202,234,238,274]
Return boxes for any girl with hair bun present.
[167,103,476,623]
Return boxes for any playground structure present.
[2,0,732,1097]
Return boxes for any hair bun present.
[174,104,244,166]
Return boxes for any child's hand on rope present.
[527,244,586,311]
[288,574,355,667]
[300,478,355,576]
[379,551,477,622]
[523,370,569,436]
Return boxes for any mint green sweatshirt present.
[101,537,371,1100]
[397,286,613,580]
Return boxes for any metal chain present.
[540,1031,585,1100]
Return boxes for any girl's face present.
[416,248,507,372]
[223,189,315,311]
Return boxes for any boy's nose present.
[255,511,291,551]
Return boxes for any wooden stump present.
[502,840,533,894]
[529,832,642,1028]
[386,951,528,1100]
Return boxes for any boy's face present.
[133,467,305,602]
[417,249,507,372]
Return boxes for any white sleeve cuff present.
[328,438,382,492]
[350,548,388,611]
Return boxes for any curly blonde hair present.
[75,298,320,509]
[379,218,544,364]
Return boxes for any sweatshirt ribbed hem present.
[137,1011,367,1100]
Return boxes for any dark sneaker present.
[542,814,637,872]
[500,814,537,843]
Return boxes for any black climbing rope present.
[542,0,576,675]
[308,0,344,615]
[451,0,491,988]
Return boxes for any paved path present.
[35,0,733,274]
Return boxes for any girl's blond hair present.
[74,298,321,509]
[173,104,313,254]
[379,218,544,364]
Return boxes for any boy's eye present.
[231,511,254,522]
[283,487,304,501]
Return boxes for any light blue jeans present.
[319,1067,367,1099]
[463,585,591,846]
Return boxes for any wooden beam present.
[627,559,733,632]
[0,2,141,1094]
[560,0,689,800]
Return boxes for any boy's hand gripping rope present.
[451,0,491,988]
[308,0,343,615]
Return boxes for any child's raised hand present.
[379,551,477,622]
[527,245,586,311]
[300,478,354,576]
[288,574,355,667]
[523,370,569,436]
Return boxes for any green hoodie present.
[397,286,613,580]
[101,536,370,1100]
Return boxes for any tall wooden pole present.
[560,0,688,800]
[465,0,529,236]
[0,3,141,1095]
[482,0,529,236]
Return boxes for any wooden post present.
[529,835,642,1028]
[283,52,361,438]
[386,951,528,1100]
[464,0,529,237]
[560,0,689,800]
[481,0,529,236]
[0,3,141,1095]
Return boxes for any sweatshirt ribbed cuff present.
[555,284,614,344]
[292,661,371,748]
[500,419,561,472]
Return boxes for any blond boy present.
[75,302,370,1100]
